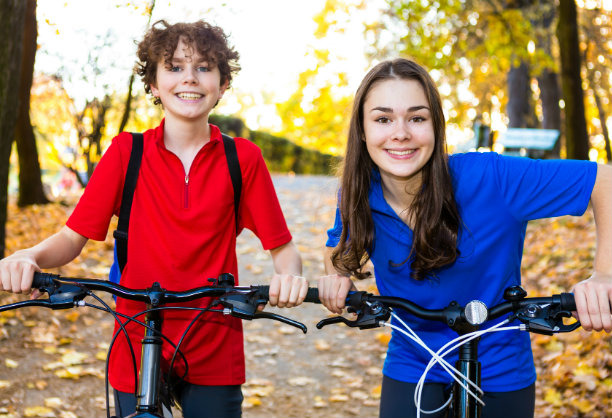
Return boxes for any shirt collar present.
[153,118,223,147]
[368,168,388,212]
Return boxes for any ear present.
[150,84,160,98]
[218,79,230,98]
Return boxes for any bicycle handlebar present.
[303,286,580,335]
[0,272,310,333]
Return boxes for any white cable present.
[383,322,484,417]
[414,322,521,417]
[382,310,523,418]
[417,319,512,400]
[387,312,486,411]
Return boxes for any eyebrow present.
[170,57,208,64]
[370,105,430,113]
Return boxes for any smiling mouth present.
[387,149,416,156]
[177,93,203,100]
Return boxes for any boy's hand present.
[0,251,40,297]
[267,274,308,308]
[572,272,612,333]
[318,274,356,315]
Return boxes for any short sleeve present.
[238,142,292,250]
[491,154,597,221]
[326,206,343,248]
[66,135,127,240]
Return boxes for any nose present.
[182,67,198,85]
[393,120,411,141]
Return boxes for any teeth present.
[387,149,416,156]
[177,93,203,100]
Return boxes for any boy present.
[0,20,307,417]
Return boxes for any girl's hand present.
[268,274,308,308]
[318,274,356,314]
[0,251,40,298]
[572,272,612,332]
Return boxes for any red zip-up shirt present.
[67,120,292,391]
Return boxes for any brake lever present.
[516,303,581,335]
[215,291,308,333]
[316,302,390,330]
[216,291,266,318]
[0,284,89,312]
[253,312,307,333]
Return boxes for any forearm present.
[16,226,87,268]
[591,164,612,274]
[324,246,340,275]
[270,241,302,276]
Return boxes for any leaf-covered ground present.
[0,174,610,418]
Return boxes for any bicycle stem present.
[136,305,164,415]
[453,338,482,418]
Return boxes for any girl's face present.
[151,39,228,124]
[363,78,435,190]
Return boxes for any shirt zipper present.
[184,175,189,208]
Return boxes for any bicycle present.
[0,271,315,418]
[308,285,580,418]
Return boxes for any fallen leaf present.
[43,398,62,408]
[544,388,563,407]
[314,339,331,351]
[376,332,391,345]
[287,376,316,387]
[23,406,54,418]
[64,311,80,322]
[5,359,18,369]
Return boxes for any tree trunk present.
[16,0,49,207]
[557,0,589,160]
[533,5,562,157]
[537,69,562,156]
[0,0,27,257]
[593,92,612,162]
[587,77,612,162]
[117,0,156,134]
[117,73,135,133]
[506,61,535,128]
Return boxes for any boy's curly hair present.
[136,20,241,105]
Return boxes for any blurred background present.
[2,0,611,213]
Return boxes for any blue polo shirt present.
[326,152,597,391]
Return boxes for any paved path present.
[239,174,387,418]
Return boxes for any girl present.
[318,58,612,418]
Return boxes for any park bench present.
[495,128,560,158]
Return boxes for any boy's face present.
[150,39,229,124]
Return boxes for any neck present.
[380,172,422,225]
[163,116,211,150]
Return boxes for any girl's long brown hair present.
[331,58,461,281]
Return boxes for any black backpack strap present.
[221,133,242,233]
[113,132,144,273]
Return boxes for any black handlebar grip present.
[304,287,320,303]
[32,272,59,288]
[254,286,320,303]
[559,292,576,311]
